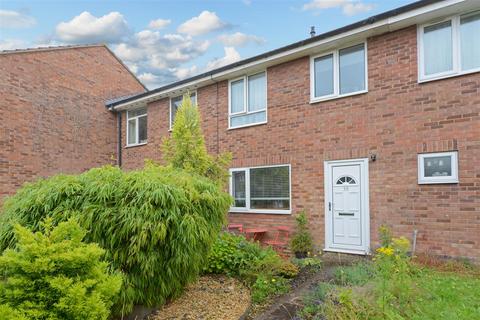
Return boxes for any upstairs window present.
[310,42,367,102]
[229,71,267,129]
[418,11,480,82]
[230,165,291,214]
[126,108,147,146]
[170,92,196,129]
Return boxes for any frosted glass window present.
[418,152,458,184]
[126,108,147,146]
[230,79,244,114]
[423,21,453,75]
[460,12,480,71]
[339,44,365,94]
[314,54,334,97]
[229,72,266,128]
[248,73,266,112]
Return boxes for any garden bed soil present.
[151,275,250,320]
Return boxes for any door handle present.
[338,212,354,216]
[328,202,332,211]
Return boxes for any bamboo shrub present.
[0,163,232,315]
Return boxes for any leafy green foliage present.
[251,275,289,304]
[299,226,480,319]
[0,219,122,320]
[290,211,313,253]
[162,93,231,187]
[292,256,322,270]
[204,232,298,304]
[334,262,374,286]
[0,164,232,315]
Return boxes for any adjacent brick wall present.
[122,26,480,260]
[0,45,145,203]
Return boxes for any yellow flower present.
[376,246,394,256]
[272,278,276,282]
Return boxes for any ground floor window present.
[230,164,291,214]
[418,151,458,184]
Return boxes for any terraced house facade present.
[108,0,480,261]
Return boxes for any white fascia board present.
[112,0,474,111]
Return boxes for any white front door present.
[324,158,370,254]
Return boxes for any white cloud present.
[206,47,241,70]
[303,0,374,16]
[113,30,210,87]
[0,38,27,51]
[173,65,199,79]
[0,10,36,28]
[55,11,130,43]
[178,11,228,36]
[137,72,163,88]
[148,18,171,29]
[218,32,265,47]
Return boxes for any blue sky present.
[1,0,414,88]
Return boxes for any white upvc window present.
[170,91,197,130]
[418,11,480,82]
[228,71,267,129]
[229,164,291,214]
[126,108,147,146]
[310,42,367,103]
[418,151,459,184]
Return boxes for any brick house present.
[106,0,480,261]
[0,44,146,202]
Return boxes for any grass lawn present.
[299,259,480,320]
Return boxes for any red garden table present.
[244,228,268,242]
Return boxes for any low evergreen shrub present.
[0,219,122,319]
[0,164,232,315]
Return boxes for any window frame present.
[418,151,459,184]
[310,41,368,103]
[126,108,147,147]
[228,71,268,130]
[229,164,291,214]
[417,11,480,83]
[169,91,197,130]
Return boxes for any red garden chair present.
[264,226,290,254]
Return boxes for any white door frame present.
[324,158,370,255]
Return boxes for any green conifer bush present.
[0,219,122,319]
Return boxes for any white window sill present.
[229,209,291,215]
[418,179,459,185]
[125,142,147,149]
[310,90,367,104]
[418,68,480,84]
[228,120,267,130]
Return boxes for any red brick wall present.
[0,45,145,203]
[122,26,480,260]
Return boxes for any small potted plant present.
[290,211,313,259]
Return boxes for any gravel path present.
[152,275,250,320]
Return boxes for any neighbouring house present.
[0,44,146,202]
[106,0,480,261]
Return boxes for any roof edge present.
[107,0,449,109]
